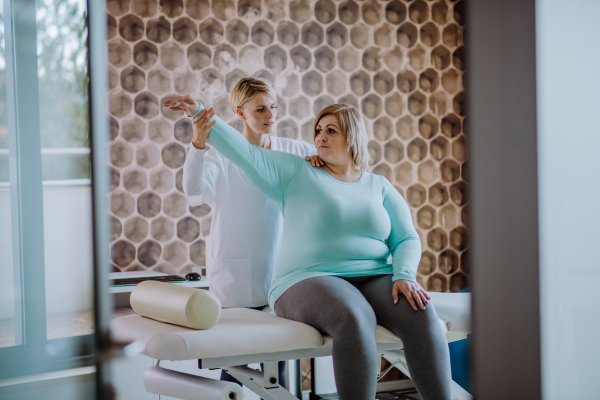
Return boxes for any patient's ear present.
[236,108,245,120]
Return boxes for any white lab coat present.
[183,136,317,307]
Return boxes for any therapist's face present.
[314,114,353,166]
[237,93,277,135]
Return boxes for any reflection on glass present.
[35,0,94,339]
[0,0,17,349]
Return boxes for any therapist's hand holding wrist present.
[162,95,199,117]
[191,107,216,149]
[392,279,430,311]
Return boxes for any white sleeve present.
[289,140,318,158]
[300,142,319,157]
[182,146,221,207]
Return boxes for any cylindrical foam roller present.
[131,281,221,329]
[144,366,244,400]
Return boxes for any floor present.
[0,310,94,348]
[377,391,421,400]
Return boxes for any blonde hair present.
[228,77,278,113]
[313,104,370,170]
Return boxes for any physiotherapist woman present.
[163,78,322,389]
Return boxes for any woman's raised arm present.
[182,146,222,207]
[194,102,304,205]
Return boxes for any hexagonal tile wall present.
[106,0,467,291]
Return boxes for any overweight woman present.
[163,78,321,389]
[191,103,453,399]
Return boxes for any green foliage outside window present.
[0,0,90,182]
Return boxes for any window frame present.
[0,0,94,380]
[466,0,542,398]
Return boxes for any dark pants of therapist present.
[274,274,453,400]
[220,361,287,389]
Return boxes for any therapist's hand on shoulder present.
[305,155,325,167]
[162,95,199,117]
[191,107,216,150]
[393,279,430,311]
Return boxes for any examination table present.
[110,292,472,400]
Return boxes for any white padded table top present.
[111,308,324,361]
[110,308,416,361]
[110,293,469,362]
[426,292,471,332]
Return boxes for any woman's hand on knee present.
[392,279,430,311]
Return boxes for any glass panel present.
[35,0,94,340]
[537,1,600,399]
[0,0,17,349]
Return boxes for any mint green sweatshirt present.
[202,104,422,310]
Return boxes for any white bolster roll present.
[130,281,221,330]
[144,366,244,400]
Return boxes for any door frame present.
[466,1,542,398]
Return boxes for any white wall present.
[0,185,94,320]
[536,0,600,398]
[42,186,94,316]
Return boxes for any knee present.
[397,295,438,318]
[335,304,377,336]
[394,300,444,335]
[421,304,446,336]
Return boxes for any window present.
[0,0,94,379]
[0,0,15,349]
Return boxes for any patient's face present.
[314,114,353,166]
[238,93,277,135]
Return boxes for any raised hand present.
[305,155,325,167]
[392,279,430,311]
[190,107,217,150]
[162,95,199,117]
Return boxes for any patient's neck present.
[323,161,362,183]
[243,125,271,149]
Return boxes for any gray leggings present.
[274,275,452,400]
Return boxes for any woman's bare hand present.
[305,155,325,167]
[191,107,216,149]
[162,95,199,117]
[392,279,430,311]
